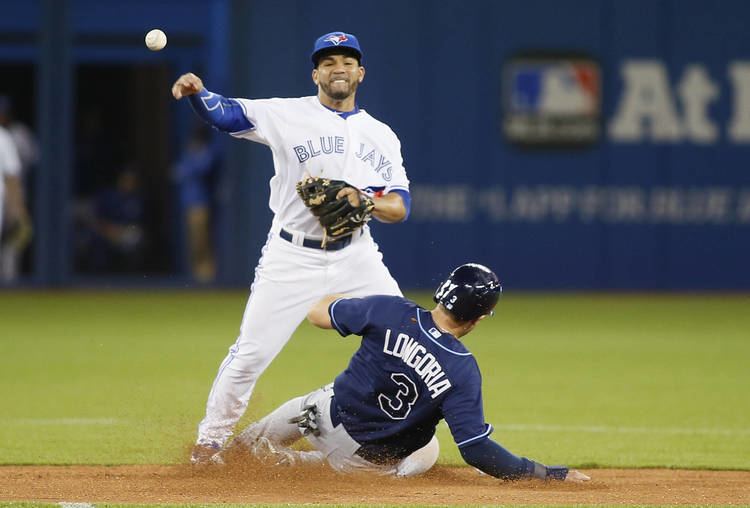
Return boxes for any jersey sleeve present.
[440,360,494,448]
[229,98,281,146]
[328,295,387,337]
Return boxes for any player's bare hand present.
[336,187,362,207]
[172,73,204,100]
[564,470,591,483]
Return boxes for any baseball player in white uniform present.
[0,97,36,281]
[171,31,435,464]
[0,124,24,249]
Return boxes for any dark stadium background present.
[1,0,748,290]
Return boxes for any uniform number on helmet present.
[446,295,458,310]
[377,373,419,420]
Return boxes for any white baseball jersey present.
[0,126,22,229]
[230,96,409,235]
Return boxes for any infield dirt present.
[1,463,749,505]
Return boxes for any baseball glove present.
[0,215,33,250]
[296,176,375,241]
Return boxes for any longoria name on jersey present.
[382,329,452,398]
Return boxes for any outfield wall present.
[232,0,750,290]
[1,0,749,289]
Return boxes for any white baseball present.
[145,29,167,51]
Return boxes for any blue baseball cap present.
[311,31,363,66]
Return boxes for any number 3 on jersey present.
[377,372,419,420]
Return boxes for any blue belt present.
[279,228,354,251]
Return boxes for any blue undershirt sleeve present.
[459,439,568,480]
[187,88,254,134]
[390,189,411,221]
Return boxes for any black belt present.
[279,228,354,251]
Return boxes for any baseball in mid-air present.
[145,29,167,51]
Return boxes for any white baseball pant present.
[196,224,402,447]
[234,384,440,476]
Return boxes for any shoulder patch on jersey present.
[428,327,442,339]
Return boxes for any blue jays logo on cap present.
[311,31,363,65]
[324,33,349,45]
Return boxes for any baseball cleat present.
[190,441,222,466]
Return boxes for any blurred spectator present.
[76,166,146,273]
[0,95,35,282]
[0,122,31,283]
[174,126,220,282]
[0,96,38,176]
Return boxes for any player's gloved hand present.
[288,404,321,436]
[296,176,374,241]
[564,469,591,483]
[533,463,589,482]
[0,213,33,250]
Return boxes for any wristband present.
[546,465,569,480]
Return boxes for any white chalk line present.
[4,419,747,436]
[58,503,95,508]
[494,423,750,436]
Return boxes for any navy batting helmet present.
[433,263,502,322]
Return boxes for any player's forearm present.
[187,89,254,134]
[459,439,568,481]
[372,191,410,223]
[307,294,345,329]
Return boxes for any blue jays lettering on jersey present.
[292,137,394,182]
[328,295,493,460]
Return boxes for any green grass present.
[0,291,748,469]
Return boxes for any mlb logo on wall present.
[503,54,601,146]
